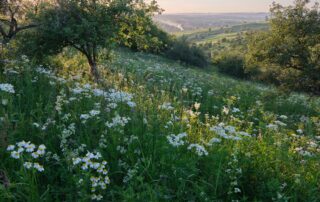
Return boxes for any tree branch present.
[16,24,37,32]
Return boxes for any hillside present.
[1,50,319,201]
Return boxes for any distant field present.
[180,22,269,43]
[154,13,268,32]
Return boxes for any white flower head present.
[0,83,15,94]
[7,145,15,151]
[11,151,20,159]
[194,102,201,110]
[26,144,36,152]
[23,162,33,169]
[31,152,40,159]
[33,163,44,172]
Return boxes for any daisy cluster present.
[159,102,174,111]
[7,141,46,172]
[72,151,110,201]
[167,132,187,147]
[0,83,15,94]
[210,123,251,141]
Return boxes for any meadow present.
[1,49,319,201]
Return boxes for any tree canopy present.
[245,0,320,94]
[0,0,38,45]
[24,0,161,82]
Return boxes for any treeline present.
[213,0,320,95]
[0,0,208,82]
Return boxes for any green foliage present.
[0,0,38,45]
[245,0,320,94]
[18,0,162,82]
[118,2,170,54]
[213,51,247,79]
[165,37,208,68]
[1,50,319,201]
[34,0,125,81]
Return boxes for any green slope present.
[1,50,319,201]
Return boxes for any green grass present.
[178,22,268,43]
[0,49,319,201]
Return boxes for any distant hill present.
[153,13,268,33]
[182,22,269,43]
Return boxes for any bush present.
[118,14,171,54]
[213,52,247,78]
[244,1,320,94]
[165,37,208,68]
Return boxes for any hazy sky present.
[157,0,316,13]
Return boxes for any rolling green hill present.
[154,13,268,32]
[1,49,319,201]
[180,22,269,43]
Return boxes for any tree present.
[34,0,161,82]
[0,0,38,45]
[117,2,169,54]
[245,0,320,94]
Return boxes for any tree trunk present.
[88,60,100,83]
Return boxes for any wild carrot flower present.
[167,132,188,147]
[0,83,15,94]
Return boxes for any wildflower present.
[33,163,44,172]
[0,83,15,94]
[1,99,8,106]
[91,194,103,201]
[37,144,46,155]
[188,144,208,156]
[222,106,229,115]
[89,110,100,116]
[106,115,130,128]
[81,163,89,170]
[182,87,188,93]
[25,144,36,152]
[274,120,287,127]
[31,152,40,159]
[167,132,187,147]
[17,147,24,153]
[279,115,288,120]
[159,102,174,110]
[6,145,15,151]
[232,108,240,113]
[23,162,33,169]
[234,188,241,193]
[80,114,90,120]
[11,151,20,159]
[208,138,221,145]
[33,123,40,128]
[73,157,82,165]
[127,101,136,108]
[194,102,201,110]
[266,124,278,130]
[17,140,28,148]
[296,129,303,134]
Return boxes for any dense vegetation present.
[1,49,320,201]
[183,0,320,94]
[0,0,319,201]
[245,0,320,94]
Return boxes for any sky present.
[156,0,317,13]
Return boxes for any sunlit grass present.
[0,50,319,201]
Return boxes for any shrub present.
[245,0,320,94]
[213,51,248,78]
[165,37,208,68]
[118,16,171,54]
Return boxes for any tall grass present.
[0,50,319,201]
